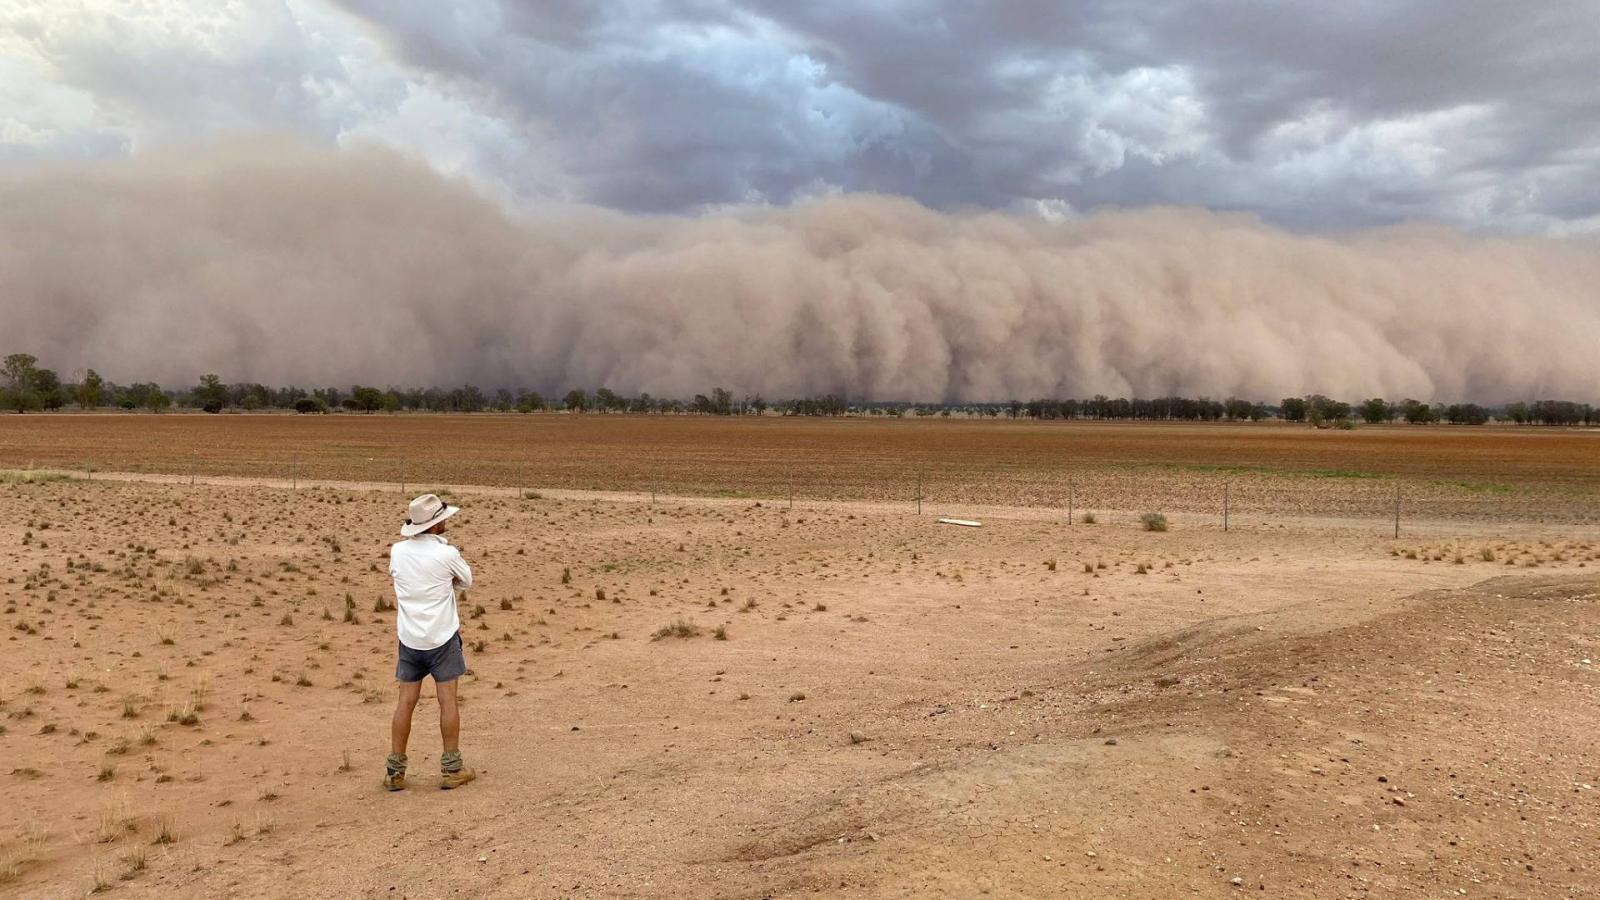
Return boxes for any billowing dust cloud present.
[2,140,1596,403]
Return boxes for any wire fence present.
[15,448,1596,535]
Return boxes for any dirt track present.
[4,472,1599,898]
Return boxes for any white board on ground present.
[937,518,982,527]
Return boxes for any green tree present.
[1279,397,1308,422]
[349,385,384,412]
[594,387,624,411]
[2,353,41,412]
[1224,398,1254,421]
[2,353,38,389]
[1400,399,1435,424]
[1359,398,1390,424]
[194,373,227,409]
[563,389,588,412]
[1,385,40,413]
[76,369,105,409]
[31,368,64,409]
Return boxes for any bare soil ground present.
[2,414,1598,522]
[3,464,1600,898]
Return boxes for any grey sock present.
[386,752,407,776]
[440,749,463,773]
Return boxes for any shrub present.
[651,619,700,640]
[1140,512,1168,532]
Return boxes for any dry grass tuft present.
[96,798,131,843]
[651,619,701,641]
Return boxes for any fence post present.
[292,453,299,492]
[400,456,406,497]
[916,471,923,516]
[189,452,196,486]
[788,475,794,510]
[86,460,93,482]
[1067,477,1074,525]
[1223,481,1230,532]
[1393,483,1401,538]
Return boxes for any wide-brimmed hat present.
[400,493,459,537]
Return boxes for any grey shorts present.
[396,631,466,683]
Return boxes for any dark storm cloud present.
[6,1,1599,229]
[322,0,1600,230]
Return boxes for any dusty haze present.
[1,140,1596,403]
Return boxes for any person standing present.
[385,493,476,790]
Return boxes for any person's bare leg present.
[436,678,474,788]
[436,678,460,753]
[392,680,423,755]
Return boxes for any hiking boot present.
[384,752,408,791]
[440,767,476,790]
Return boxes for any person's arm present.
[448,548,473,590]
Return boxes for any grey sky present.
[4,0,1599,231]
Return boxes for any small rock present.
[1104,738,1118,746]
[848,731,867,745]
[1231,876,1244,886]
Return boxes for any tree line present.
[1,353,1594,424]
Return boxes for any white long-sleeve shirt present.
[389,534,472,650]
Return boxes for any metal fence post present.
[292,453,299,492]
[1067,477,1074,525]
[916,471,923,515]
[1393,483,1401,538]
[1223,481,1230,532]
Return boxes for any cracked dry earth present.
[3,475,1599,898]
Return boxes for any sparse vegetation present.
[3,417,1598,895]
[652,619,701,640]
